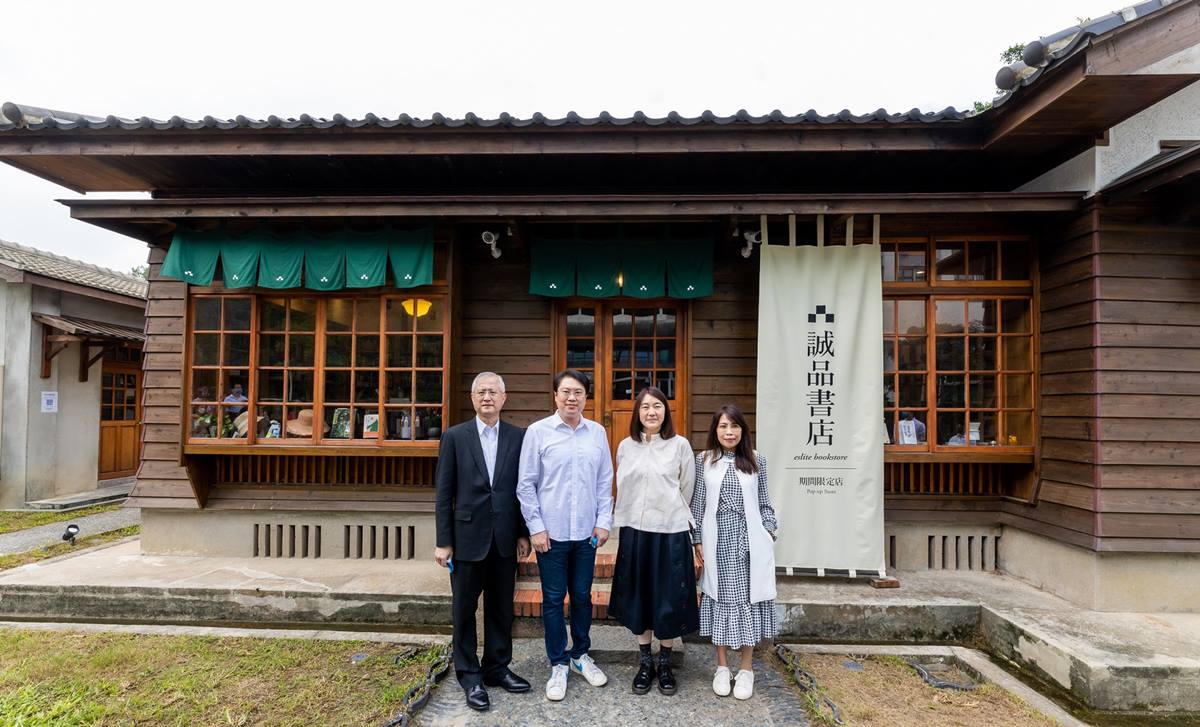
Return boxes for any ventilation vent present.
[909,533,1000,571]
[342,524,416,560]
[254,523,322,558]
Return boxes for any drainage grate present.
[915,533,1000,571]
[342,524,416,560]
[254,523,322,558]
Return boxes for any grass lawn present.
[0,504,122,535]
[0,526,140,572]
[0,629,443,726]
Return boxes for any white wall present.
[0,281,32,509]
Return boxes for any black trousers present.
[450,540,517,687]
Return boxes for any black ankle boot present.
[632,645,655,694]
[656,647,677,695]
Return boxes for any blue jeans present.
[536,538,596,666]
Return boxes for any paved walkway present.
[0,508,140,556]
[417,637,810,727]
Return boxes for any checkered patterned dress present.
[691,451,779,648]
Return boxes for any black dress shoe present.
[632,653,656,694]
[465,684,490,711]
[483,669,532,693]
[656,651,677,695]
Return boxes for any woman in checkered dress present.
[690,404,778,700]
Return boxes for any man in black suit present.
[435,371,532,711]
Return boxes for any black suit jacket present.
[435,418,528,561]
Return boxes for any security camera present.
[741,230,762,258]
[481,230,502,259]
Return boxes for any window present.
[882,237,1035,453]
[102,371,139,422]
[188,293,447,446]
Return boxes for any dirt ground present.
[786,652,1055,726]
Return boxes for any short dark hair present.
[553,369,590,393]
[704,404,758,474]
[629,386,675,441]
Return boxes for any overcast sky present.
[1,0,1100,274]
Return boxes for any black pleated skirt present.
[608,526,700,640]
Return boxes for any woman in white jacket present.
[609,386,699,696]
[690,404,778,700]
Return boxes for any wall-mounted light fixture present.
[481,230,503,259]
[401,298,432,317]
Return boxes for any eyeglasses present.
[472,389,502,398]
[557,388,587,398]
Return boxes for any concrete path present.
[0,507,140,555]
[417,637,810,727]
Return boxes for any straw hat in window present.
[286,408,328,437]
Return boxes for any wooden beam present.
[1086,0,1200,76]
[985,60,1088,148]
[40,324,68,379]
[22,272,146,309]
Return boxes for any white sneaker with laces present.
[569,653,609,687]
[545,664,569,701]
[712,666,732,696]
[733,669,754,700]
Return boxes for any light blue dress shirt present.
[516,412,615,541]
[476,416,498,485]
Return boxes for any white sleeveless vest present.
[699,454,777,604]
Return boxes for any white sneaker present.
[545,664,569,701]
[733,669,754,700]
[712,666,732,696]
[569,653,609,687]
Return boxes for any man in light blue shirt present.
[517,369,614,701]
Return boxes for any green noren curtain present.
[162,230,221,286]
[527,234,713,299]
[576,242,621,298]
[620,241,666,298]
[529,240,576,296]
[219,238,260,289]
[389,227,434,288]
[666,238,714,298]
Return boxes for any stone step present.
[516,552,702,581]
[25,481,133,511]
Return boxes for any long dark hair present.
[704,404,758,474]
[629,386,675,441]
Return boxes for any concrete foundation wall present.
[141,508,437,561]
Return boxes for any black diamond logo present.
[808,305,835,323]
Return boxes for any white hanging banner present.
[756,240,886,573]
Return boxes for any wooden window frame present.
[183,289,449,456]
[882,236,1037,464]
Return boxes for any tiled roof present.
[0,103,972,132]
[0,239,147,299]
[32,313,145,341]
[993,0,1185,105]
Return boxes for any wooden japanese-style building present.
[1,0,1197,612]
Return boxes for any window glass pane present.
[936,242,966,280]
[634,340,653,368]
[883,340,896,372]
[259,370,284,402]
[968,300,997,333]
[220,372,248,410]
[193,334,220,365]
[881,247,896,282]
[634,371,653,394]
[386,371,413,403]
[326,335,352,367]
[414,408,440,440]
[969,374,997,408]
[898,338,926,370]
[613,340,632,368]
[386,335,412,368]
[102,388,114,404]
[102,373,114,387]
[967,241,998,280]
[384,408,412,440]
[284,407,315,439]
[289,299,317,332]
[655,309,676,338]
[260,298,286,331]
[655,371,676,399]
[938,411,967,446]
[898,243,927,282]
[1003,336,1032,371]
[969,411,999,446]
[355,299,381,332]
[354,371,379,403]
[415,298,444,333]
[123,407,137,421]
[612,371,632,400]
[360,408,383,440]
[883,374,895,408]
[257,406,283,439]
[224,298,251,330]
[1003,410,1033,446]
[1002,300,1031,334]
[897,412,927,443]
[195,298,221,330]
[289,335,315,367]
[567,308,596,337]
[191,406,220,438]
[969,337,997,370]
[897,300,925,335]
[326,298,353,332]
[882,300,895,334]
[416,336,443,367]
[325,371,351,402]
[224,334,250,367]
[325,406,352,439]
[656,339,676,367]
[898,374,926,407]
[125,389,137,405]
[287,371,313,402]
[1004,374,1034,408]
[355,334,380,367]
[192,370,218,402]
[1002,240,1032,280]
[259,334,285,366]
[385,298,414,332]
[936,337,963,370]
[612,310,632,337]
[936,374,965,407]
[634,310,654,337]
[935,300,964,333]
[415,372,442,403]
